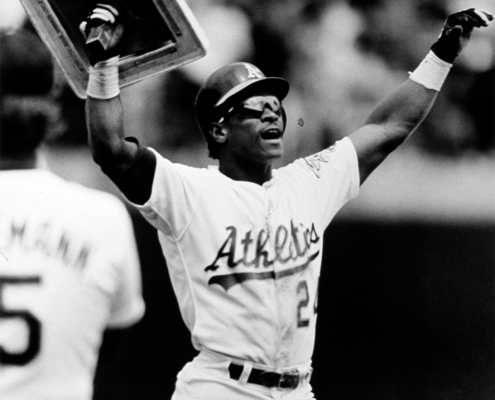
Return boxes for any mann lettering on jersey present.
[0,216,91,271]
[205,220,320,291]
[243,63,263,79]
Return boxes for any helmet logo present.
[244,63,263,79]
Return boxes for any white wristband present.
[408,51,452,91]
[87,56,120,99]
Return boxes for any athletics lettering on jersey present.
[0,219,91,271]
[205,221,320,290]
[303,145,336,178]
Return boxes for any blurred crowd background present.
[1,0,494,223]
[1,1,494,399]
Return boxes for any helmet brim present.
[214,77,290,107]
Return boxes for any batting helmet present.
[195,62,290,141]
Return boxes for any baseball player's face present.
[221,94,285,164]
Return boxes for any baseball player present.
[0,28,145,400]
[81,5,492,400]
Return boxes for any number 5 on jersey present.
[0,276,42,366]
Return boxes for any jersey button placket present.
[265,190,287,368]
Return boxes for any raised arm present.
[82,4,139,172]
[348,79,437,185]
[349,8,493,185]
[81,4,157,205]
[86,95,138,171]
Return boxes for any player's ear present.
[209,122,227,144]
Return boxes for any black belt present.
[228,363,301,389]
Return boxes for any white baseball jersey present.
[133,137,358,369]
[0,169,145,400]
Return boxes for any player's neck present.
[0,154,37,170]
[219,161,273,185]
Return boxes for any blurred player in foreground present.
[81,5,492,400]
[0,28,145,400]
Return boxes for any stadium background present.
[1,0,493,399]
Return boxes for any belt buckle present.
[259,371,280,388]
[278,370,300,389]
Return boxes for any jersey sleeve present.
[101,137,157,205]
[130,148,200,240]
[282,137,360,227]
[105,200,145,329]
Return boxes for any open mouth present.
[260,129,282,140]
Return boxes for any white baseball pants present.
[171,350,316,400]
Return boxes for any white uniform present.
[132,137,359,399]
[0,169,145,400]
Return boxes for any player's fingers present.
[90,7,117,24]
[96,4,120,17]
[79,21,88,37]
[473,9,494,26]
[464,8,492,27]
[445,25,463,41]
[451,13,481,29]
[451,8,493,28]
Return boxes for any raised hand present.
[431,8,493,63]
[80,3,124,65]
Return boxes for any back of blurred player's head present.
[0,27,61,161]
